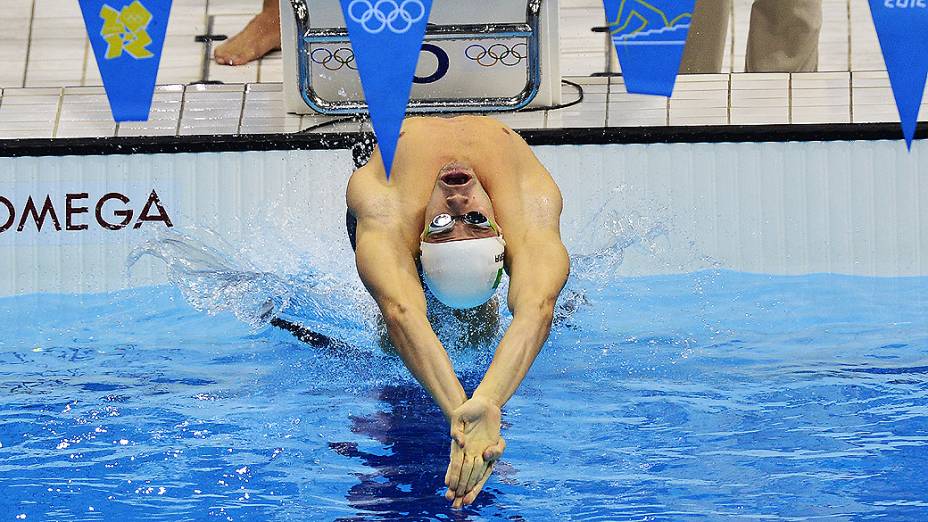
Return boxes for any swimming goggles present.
[424,211,498,237]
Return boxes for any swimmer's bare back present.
[346,116,564,264]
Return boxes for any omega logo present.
[0,190,174,234]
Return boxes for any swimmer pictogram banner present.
[340,0,433,179]
[79,0,172,121]
[868,0,928,149]
[603,0,695,97]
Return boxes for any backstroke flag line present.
[868,0,928,150]
[79,0,172,121]
[603,0,695,97]
[341,0,433,179]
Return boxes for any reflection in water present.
[330,383,521,522]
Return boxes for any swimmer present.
[346,116,570,508]
[214,0,281,66]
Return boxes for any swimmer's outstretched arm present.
[354,220,468,419]
[446,192,569,506]
[475,231,569,405]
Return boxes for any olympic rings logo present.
[465,43,527,67]
[310,47,357,71]
[347,0,426,34]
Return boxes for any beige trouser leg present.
[680,0,731,74]
[679,0,822,74]
[745,0,822,72]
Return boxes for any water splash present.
[126,193,705,357]
[127,226,376,350]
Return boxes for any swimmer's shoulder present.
[346,160,410,224]
[346,161,384,217]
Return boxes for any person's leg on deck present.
[680,0,732,74]
[745,0,822,72]
[214,0,281,66]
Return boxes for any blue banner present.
[79,0,171,122]
[869,0,928,149]
[603,0,695,97]
[340,0,432,179]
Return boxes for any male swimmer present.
[346,116,570,507]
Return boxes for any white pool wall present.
[0,139,925,297]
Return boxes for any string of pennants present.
[81,0,928,175]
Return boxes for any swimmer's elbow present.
[380,300,409,327]
[380,299,424,331]
[514,296,556,325]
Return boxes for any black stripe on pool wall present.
[0,123,926,158]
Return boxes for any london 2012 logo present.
[98,0,156,60]
[347,0,426,34]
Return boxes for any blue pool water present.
[1,269,927,521]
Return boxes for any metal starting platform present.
[280,0,561,115]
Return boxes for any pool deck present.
[0,0,925,139]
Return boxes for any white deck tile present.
[258,52,284,83]
[209,62,259,84]
[55,121,116,138]
[851,72,928,124]
[819,0,850,72]
[0,59,27,89]
[206,0,262,17]
[0,18,32,42]
[117,85,184,136]
[670,75,729,126]
[730,0,751,73]
[545,77,607,128]
[790,72,851,124]
[168,0,208,36]
[241,83,301,133]
[157,37,206,86]
[28,4,87,93]
[55,86,116,137]
[608,77,668,127]
[730,73,789,125]
[849,0,884,71]
[179,84,244,135]
[852,71,896,123]
[4,0,34,18]
[24,38,87,88]
[559,3,607,76]
[83,51,101,87]
[0,87,60,138]
[30,16,85,40]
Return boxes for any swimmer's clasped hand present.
[444,395,506,508]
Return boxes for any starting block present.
[280,0,562,115]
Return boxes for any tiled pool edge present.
[0,73,926,140]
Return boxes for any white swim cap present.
[420,236,506,309]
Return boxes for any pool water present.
[1,269,927,521]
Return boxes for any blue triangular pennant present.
[340,0,433,179]
[603,0,695,97]
[869,0,928,150]
[79,0,172,122]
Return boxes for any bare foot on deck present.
[214,5,281,66]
